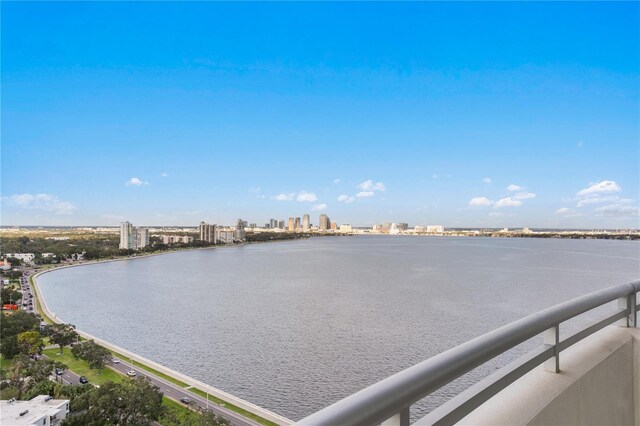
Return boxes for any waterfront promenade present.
[30,264,293,426]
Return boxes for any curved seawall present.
[32,263,294,426]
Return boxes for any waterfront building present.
[198,221,217,244]
[426,225,445,233]
[217,229,235,244]
[119,221,133,249]
[294,217,301,231]
[1,395,70,426]
[319,214,330,231]
[135,227,149,249]
[235,219,246,242]
[389,223,409,235]
[288,217,295,232]
[339,224,352,233]
[269,218,278,229]
[303,214,310,232]
[161,235,194,244]
[278,220,285,229]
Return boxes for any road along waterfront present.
[31,265,293,426]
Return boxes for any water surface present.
[39,236,640,420]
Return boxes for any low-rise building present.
[0,395,70,426]
[426,225,445,233]
[0,260,11,270]
[217,230,235,244]
[5,253,35,263]
[339,224,353,233]
[161,235,194,244]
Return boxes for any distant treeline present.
[482,233,640,240]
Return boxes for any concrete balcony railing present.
[296,281,640,426]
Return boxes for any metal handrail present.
[296,281,640,426]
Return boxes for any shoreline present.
[30,248,294,426]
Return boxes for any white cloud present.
[489,212,502,217]
[357,179,385,192]
[126,177,149,186]
[274,193,295,201]
[507,184,523,192]
[576,196,618,207]
[576,180,621,197]
[296,191,318,202]
[337,195,355,203]
[555,208,584,218]
[356,191,374,198]
[333,179,341,184]
[8,193,76,215]
[468,196,494,207]
[595,204,639,217]
[311,203,328,211]
[513,192,536,200]
[482,177,492,184]
[160,172,169,177]
[494,197,522,208]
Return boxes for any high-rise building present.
[294,217,301,231]
[120,222,148,250]
[288,217,295,232]
[278,220,285,229]
[119,222,133,249]
[319,214,330,231]
[269,218,278,229]
[135,228,149,248]
[302,214,310,232]
[199,221,217,244]
[235,219,246,242]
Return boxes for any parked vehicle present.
[126,370,136,377]
[79,376,89,384]
[180,397,191,405]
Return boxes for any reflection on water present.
[39,236,639,420]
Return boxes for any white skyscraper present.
[119,222,133,250]
[198,221,217,244]
[303,214,310,232]
[135,228,149,249]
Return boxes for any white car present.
[112,358,120,364]
[126,370,136,377]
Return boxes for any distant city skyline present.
[2,2,638,228]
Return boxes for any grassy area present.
[0,386,19,400]
[43,347,124,385]
[0,355,14,371]
[160,396,206,425]
[29,274,54,324]
[187,387,277,426]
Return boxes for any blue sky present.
[2,2,639,228]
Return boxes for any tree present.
[71,340,111,369]
[0,311,40,359]
[1,287,23,304]
[66,377,164,425]
[45,323,78,354]
[5,355,55,399]
[6,257,23,266]
[17,331,44,356]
